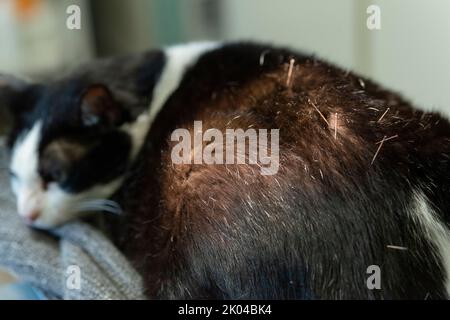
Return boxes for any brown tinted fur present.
[159,60,391,220]
[118,49,449,298]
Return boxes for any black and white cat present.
[1,41,450,299]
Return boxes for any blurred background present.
[0,0,449,112]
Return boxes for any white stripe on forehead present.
[10,121,42,183]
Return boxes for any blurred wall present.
[1,0,449,113]
[91,0,220,56]
[222,0,355,69]
[367,0,450,111]
[0,0,94,77]
[90,0,154,55]
[221,0,450,113]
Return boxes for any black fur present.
[2,50,165,192]
[118,43,449,299]
[2,42,450,299]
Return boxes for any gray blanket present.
[0,138,146,299]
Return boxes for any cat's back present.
[122,42,450,299]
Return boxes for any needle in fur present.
[308,98,330,126]
[386,245,408,251]
[375,135,398,144]
[378,107,390,122]
[371,135,387,165]
[259,50,269,66]
[334,113,338,140]
[286,58,295,88]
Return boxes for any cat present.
[1,41,450,299]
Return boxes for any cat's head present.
[0,75,137,228]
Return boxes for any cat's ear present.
[0,73,29,90]
[80,84,129,127]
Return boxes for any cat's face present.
[1,77,133,228]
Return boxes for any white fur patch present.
[10,121,42,218]
[149,41,220,124]
[410,191,450,297]
[10,120,124,227]
[122,41,220,160]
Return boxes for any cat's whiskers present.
[71,199,123,215]
[73,205,122,215]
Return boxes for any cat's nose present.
[22,210,40,224]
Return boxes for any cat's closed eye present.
[38,147,73,189]
[38,166,64,189]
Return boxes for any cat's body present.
[1,42,450,299]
